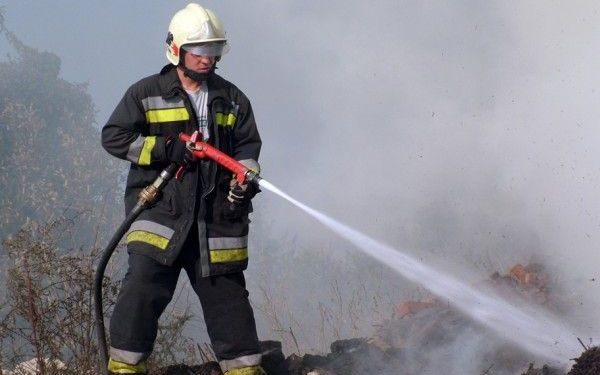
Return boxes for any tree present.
[0,13,122,242]
[0,14,203,373]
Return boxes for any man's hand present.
[227,179,249,205]
[224,178,254,219]
[165,137,194,165]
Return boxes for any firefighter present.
[101,3,265,375]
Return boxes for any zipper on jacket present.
[201,98,221,199]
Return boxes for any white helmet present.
[166,3,229,66]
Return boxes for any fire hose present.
[93,133,261,369]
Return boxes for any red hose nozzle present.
[179,133,258,185]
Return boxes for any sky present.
[3,0,600,365]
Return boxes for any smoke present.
[235,0,600,364]
[3,0,600,370]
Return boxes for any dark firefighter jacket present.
[101,64,261,275]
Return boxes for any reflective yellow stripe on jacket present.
[125,96,190,165]
[141,96,190,123]
[215,102,239,129]
[127,231,169,250]
[126,135,156,165]
[126,220,174,250]
[210,248,248,263]
[215,112,237,128]
[145,107,189,123]
[208,236,248,263]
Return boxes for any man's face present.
[184,51,216,74]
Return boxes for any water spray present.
[257,179,586,367]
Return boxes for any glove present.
[224,178,250,219]
[165,137,194,165]
[227,179,249,205]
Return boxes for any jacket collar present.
[158,64,229,103]
[158,64,182,99]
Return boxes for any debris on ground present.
[151,264,591,375]
[149,361,222,375]
[567,347,600,375]
[520,363,565,375]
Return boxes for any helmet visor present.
[182,42,229,57]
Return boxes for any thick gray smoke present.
[235,0,600,364]
[4,0,600,371]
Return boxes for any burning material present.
[393,297,438,320]
[488,263,552,307]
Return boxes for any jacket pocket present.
[153,182,182,219]
[126,165,159,189]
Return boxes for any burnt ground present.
[150,343,598,375]
[150,264,596,375]
[566,347,600,375]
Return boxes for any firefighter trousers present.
[108,222,261,366]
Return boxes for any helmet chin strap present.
[181,64,216,82]
[179,49,217,83]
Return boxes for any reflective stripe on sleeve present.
[126,135,156,165]
[138,136,156,165]
[237,159,260,173]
